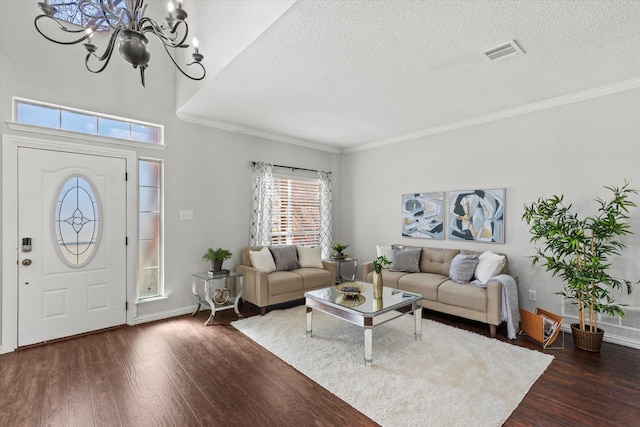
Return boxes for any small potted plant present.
[202,247,233,273]
[332,243,350,259]
[372,255,392,298]
[523,181,638,352]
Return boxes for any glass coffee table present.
[304,282,423,367]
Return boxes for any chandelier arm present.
[140,18,188,48]
[168,20,190,46]
[119,0,138,31]
[163,44,206,81]
[114,0,146,32]
[137,1,148,32]
[84,28,120,74]
[34,15,90,45]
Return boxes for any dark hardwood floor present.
[1,301,638,426]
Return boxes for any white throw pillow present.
[474,250,506,283]
[249,247,276,273]
[297,246,324,268]
[376,245,393,269]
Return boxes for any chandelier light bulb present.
[83,27,96,53]
[192,37,199,54]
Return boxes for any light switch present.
[179,210,194,220]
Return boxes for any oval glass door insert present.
[54,175,101,266]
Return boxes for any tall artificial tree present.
[523,181,638,332]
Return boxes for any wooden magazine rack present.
[519,307,564,349]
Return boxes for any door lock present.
[21,259,32,266]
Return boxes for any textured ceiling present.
[176,0,640,152]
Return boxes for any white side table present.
[324,258,358,283]
[191,271,243,325]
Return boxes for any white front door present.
[17,147,127,346]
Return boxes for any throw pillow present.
[474,250,506,284]
[449,253,479,284]
[389,247,422,273]
[249,247,276,273]
[297,246,324,268]
[376,245,393,269]
[269,245,300,271]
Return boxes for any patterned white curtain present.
[317,170,333,259]
[250,162,274,246]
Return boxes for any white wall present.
[0,1,342,344]
[342,87,640,346]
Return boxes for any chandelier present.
[34,0,205,87]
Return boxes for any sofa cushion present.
[419,248,460,275]
[449,253,479,284]
[297,246,324,268]
[267,271,303,296]
[474,250,506,283]
[365,269,408,288]
[390,247,422,272]
[398,273,449,301]
[438,280,487,312]
[249,247,276,273]
[270,245,300,271]
[295,267,333,289]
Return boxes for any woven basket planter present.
[571,324,604,352]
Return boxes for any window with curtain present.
[250,162,333,259]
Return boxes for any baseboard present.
[134,304,202,325]
[0,305,204,354]
[559,324,640,350]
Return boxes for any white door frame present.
[2,134,138,353]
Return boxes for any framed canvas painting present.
[448,188,505,243]
[401,192,444,239]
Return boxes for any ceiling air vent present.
[481,40,524,64]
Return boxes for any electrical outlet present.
[528,290,537,301]
[179,210,194,220]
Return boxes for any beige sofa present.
[235,246,336,315]
[361,247,513,338]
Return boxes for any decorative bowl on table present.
[336,282,365,296]
[336,293,366,308]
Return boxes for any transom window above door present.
[13,97,164,145]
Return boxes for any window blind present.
[271,177,320,246]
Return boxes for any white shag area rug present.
[232,306,553,427]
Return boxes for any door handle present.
[21,259,32,266]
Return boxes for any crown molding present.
[175,112,342,154]
[177,78,640,155]
[344,78,640,153]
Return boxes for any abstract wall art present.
[448,188,505,243]
[402,192,444,239]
